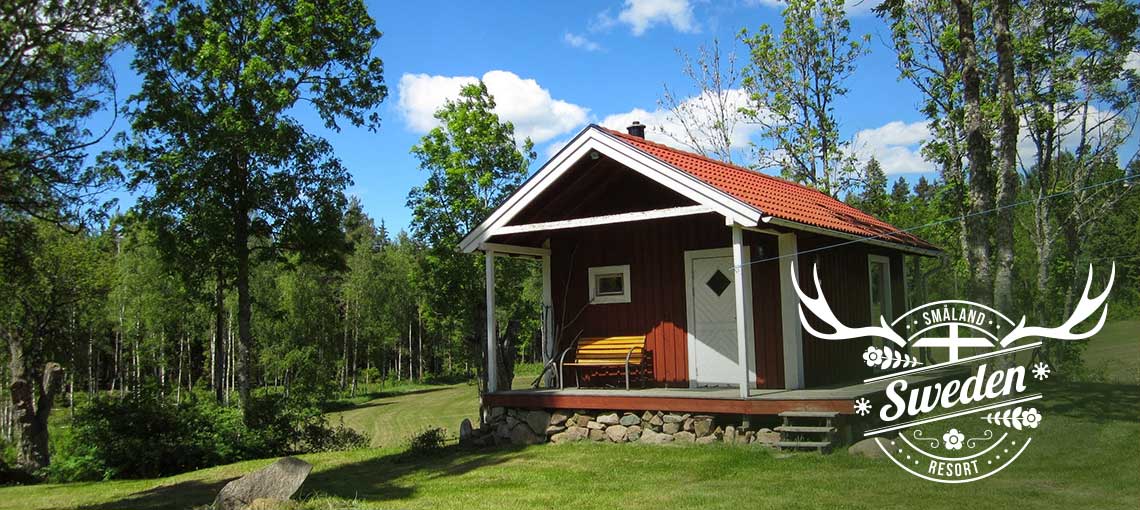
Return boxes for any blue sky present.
[99,0,948,233]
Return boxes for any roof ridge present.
[601,126,818,191]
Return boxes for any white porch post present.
[540,244,554,387]
[778,232,805,389]
[485,250,498,393]
[732,224,750,399]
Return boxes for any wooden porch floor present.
[486,370,957,416]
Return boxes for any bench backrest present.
[572,336,647,364]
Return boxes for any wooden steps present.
[774,425,836,434]
[777,411,839,453]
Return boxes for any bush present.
[55,389,369,480]
[405,427,447,456]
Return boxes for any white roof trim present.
[459,125,763,253]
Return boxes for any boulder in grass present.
[848,438,890,458]
[214,457,312,510]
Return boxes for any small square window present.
[588,265,631,304]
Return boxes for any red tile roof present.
[603,127,936,251]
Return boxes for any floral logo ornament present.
[862,346,883,367]
[1032,362,1051,380]
[853,397,872,416]
[982,406,1042,430]
[862,345,922,369]
[942,429,965,450]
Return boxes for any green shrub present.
[56,389,369,481]
[405,427,447,456]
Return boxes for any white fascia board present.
[459,126,762,253]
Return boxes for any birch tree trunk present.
[992,0,1018,312]
[954,0,995,304]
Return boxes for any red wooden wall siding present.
[747,232,784,388]
[550,214,732,386]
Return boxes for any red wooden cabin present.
[461,123,940,415]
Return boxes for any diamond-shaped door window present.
[706,269,731,296]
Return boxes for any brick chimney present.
[626,121,646,138]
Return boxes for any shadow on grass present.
[1043,381,1140,423]
[299,444,526,504]
[320,387,453,412]
[78,478,233,510]
[76,445,526,510]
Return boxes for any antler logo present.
[792,262,1115,483]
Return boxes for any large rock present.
[662,422,681,434]
[626,425,643,442]
[673,431,696,443]
[597,413,621,425]
[545,425,567,435]
[525,410,551,435]
[214,457,312,510]
[550,426,588,443]
[586,421,605,430]
[550,410,572,426]
[641,411,654,422]
[662,414,685,424]
[649,414,664,427]
[588,428,607,441]
[620,413,641,426]
[605,424,629,442]
[639,429,674,444]
[755,428,781,445]
[848,438,890,458]
[510,423,544,445]
[723,426,737,444]
[696,435,717,445]
[573,414,591,427]
[692,416,714,437]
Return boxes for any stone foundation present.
[460,407,782,447]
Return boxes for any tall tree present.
[0,0,134,473]
[407,82,535,394]
[992,0,1019,312]
[659,38,745,163]
[1016,0,1139,317]
[952,0,997,304]
[124,0,386,419]
[1,222,105,471]
[740,0,868,196]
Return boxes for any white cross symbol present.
[911,324,993,361]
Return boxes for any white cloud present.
[599,89,761,158]
[396,71,590,144]
[563,32,602,52]
[616,0,697,36]
[1125,51,1140,75]
[850,120,936,175]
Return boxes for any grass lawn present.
[325,381,482,448]
[1085,320,1140,383]
[1,323,1136,509]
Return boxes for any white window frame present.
[868,254,894,323]
[588,264,631,304]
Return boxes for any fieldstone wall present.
[461,407,782,447]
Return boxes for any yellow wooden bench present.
[558,336,650,390]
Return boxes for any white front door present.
[686,250,742,386]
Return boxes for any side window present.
[868,255,893,324]
[588,265,631,304]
